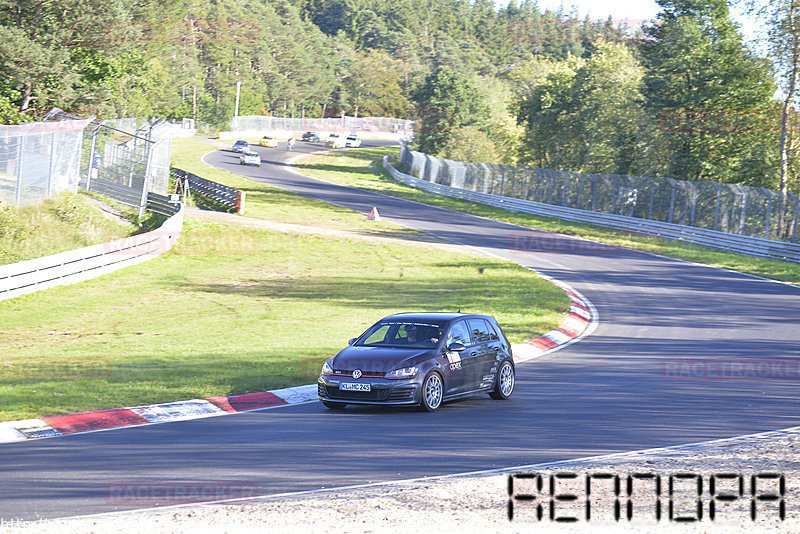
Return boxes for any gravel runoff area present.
[3,427,800,534]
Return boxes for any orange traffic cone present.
[366,207,382,221]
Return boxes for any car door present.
[466,318,497,389]
[441,320,473,393]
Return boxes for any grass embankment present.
[295,147,800,286]
[0,193,145,265]
[0,137,569,421]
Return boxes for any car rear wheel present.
[322,400,347,410]
[489,360,515,400]
[420,372,443,412]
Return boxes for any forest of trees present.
[0,0,798,193]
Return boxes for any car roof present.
[235,140,247,144]
[379,312,492,323]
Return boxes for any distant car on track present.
[239,150,261,166]
[259,136,278,148]
[318,312,515,411]
[232,140,249,153]
[301,131,320,143]
[344,135,361,148]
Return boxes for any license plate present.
[340,382,371,392]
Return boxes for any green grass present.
[0,138,570,421]
[0,193,143,265]
[294,147,800,286]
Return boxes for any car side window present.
[467,319,492,343]
[445,321,471,347]
[485,320,500,341]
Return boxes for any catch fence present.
[230,115,413,138]
[0,116,194,217]
[399,143,799,243]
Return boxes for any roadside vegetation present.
[0,193,147,266]
[0,137,570,421]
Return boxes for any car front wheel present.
[420,372,443,412]
[489,360,515,400]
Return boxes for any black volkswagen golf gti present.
[318,312,515,412]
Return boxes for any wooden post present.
[237,190,246,215]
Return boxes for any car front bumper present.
[317,376,420,405]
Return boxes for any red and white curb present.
[511,279,598,364]
[0,385,318,444]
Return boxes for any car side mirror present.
[446,342,466,352]
[348,338,357,345]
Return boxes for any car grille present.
[333,370,385,378]
[323,386,390,401]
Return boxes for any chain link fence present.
[0,116,193,217]
[0,120,92,207]
[230,115,413,138]
[399,143,800,242]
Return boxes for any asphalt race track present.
[2,139,800,521]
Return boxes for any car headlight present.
[321,359,334,376]
[384,366,419,380]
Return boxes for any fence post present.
[47,131,57,198]
[15,133,24,206]
[237,190,246,214]
[668,179,676,224]
[86,122,103,192]
[736,184,747,235]
[762,187,772,240]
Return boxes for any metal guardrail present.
[0,206,184,302]
[171,168,244,214]
[146,192,181,217]
[383,157,800,264]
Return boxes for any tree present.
[339,49,410,117]
[641,0,778,183]
[741,0,800,196]
[0,0,134,116]
[571,42,664,175]
[411,67,490,155]
[440,125,499,163]
[513,55,584,169]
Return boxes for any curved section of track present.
[2,140,800,522]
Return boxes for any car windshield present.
[356,321,445,349]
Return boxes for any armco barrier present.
[0,205,183,302]
[383,157,800,264]
[172,168,244,214]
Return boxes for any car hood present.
[332,346,435,373]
